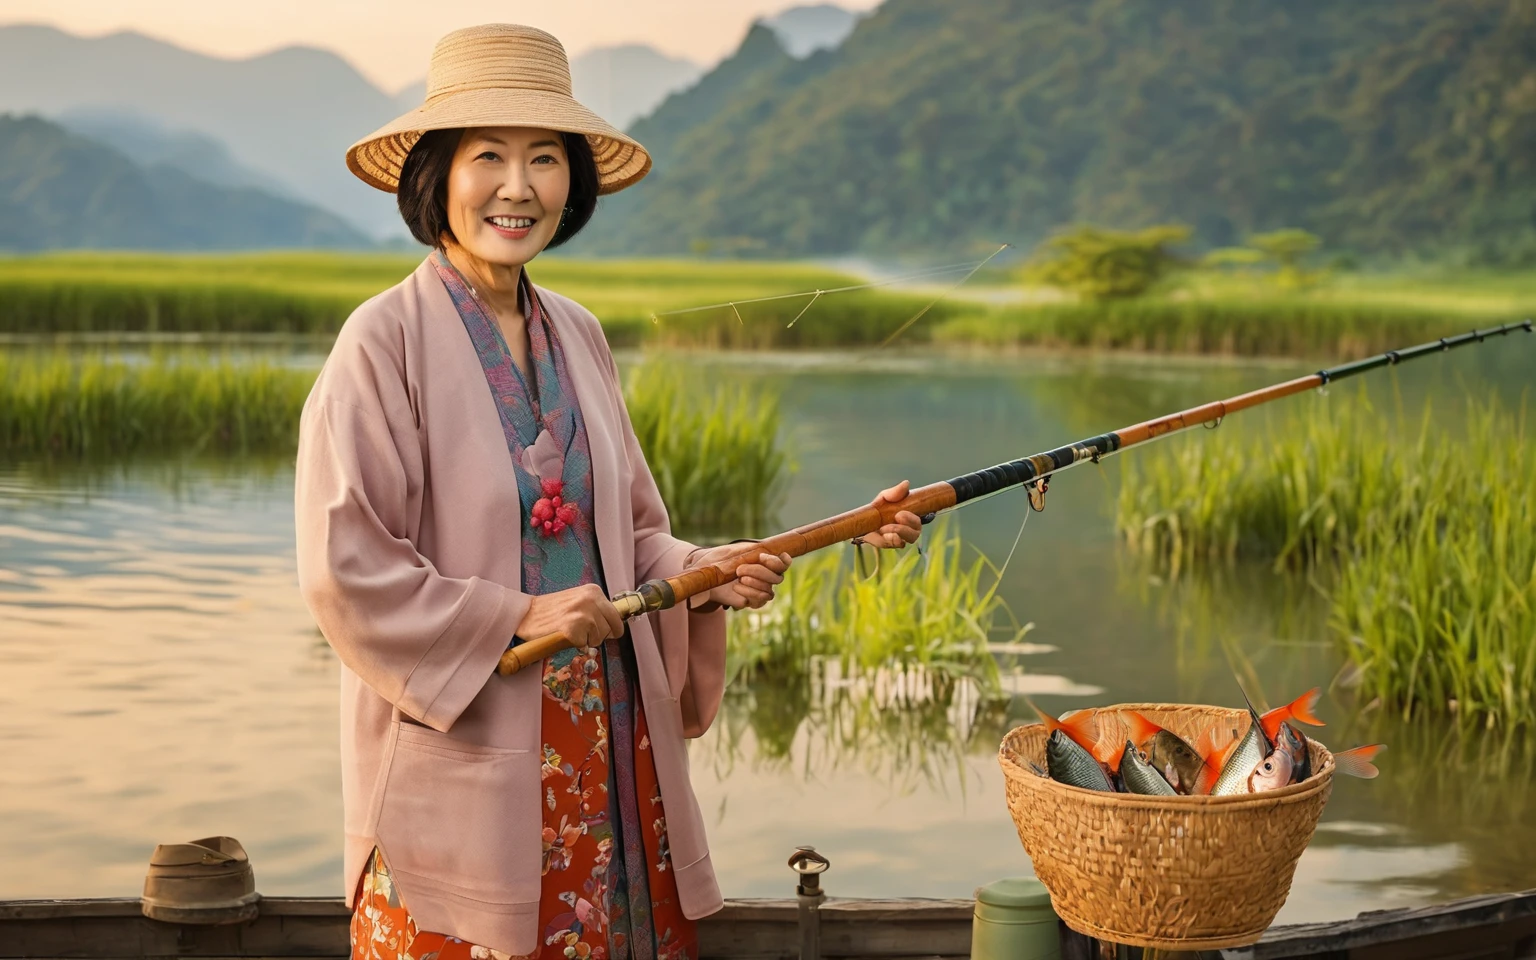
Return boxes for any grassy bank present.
[0,252,949,348]
[0,351,790,536]
[1116,396,1536,728]
[0,353,312,456]
[5,252,1531,357]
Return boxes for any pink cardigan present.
[294,257,728,954]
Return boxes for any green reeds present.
[708,520,1018,780]
[726,520,1019,688]
[0,352,312,456]
[1116,396,1536,727]
[621,359,789,537]
[0,351,792,542]
[937,297,1492,360]
[0,252,938,348]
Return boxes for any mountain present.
[581,0,1536,264]
[0,24,402,238]
[55,108,291,197]
[393,44,704,133]
[0,114,370,251]
[763,4,860,58]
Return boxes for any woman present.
[296,23,920,960]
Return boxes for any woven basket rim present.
[999,702,1335,806]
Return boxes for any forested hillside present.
[584,0,1536,263]
[0,116,369,251]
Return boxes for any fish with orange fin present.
[1123,711,1211,795]
[1260,688,1326,743]
[1209,691,1274,796]
[1189,719,1245,795]
[1334,743,1386,779]
[1029,701,1119,770]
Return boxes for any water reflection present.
[2,348,1533,922]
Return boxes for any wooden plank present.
[1224,889,1536,960]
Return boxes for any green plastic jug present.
[970,876,1060,960]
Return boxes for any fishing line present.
[647,257,1004,321]
[870,243,1012,351]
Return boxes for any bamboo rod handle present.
[495,481,957,676]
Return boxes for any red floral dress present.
[349,254,695,960]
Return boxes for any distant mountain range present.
[762,4,861,57]
[0,114,368,251]
[0,6,862,249]
[580,0,1536,263]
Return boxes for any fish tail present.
[1124,711,1163,747]
[1288,688,1325,727]
[1190,725,1229,795]
[1261,688,1326,741]
[1335,743,1386,779]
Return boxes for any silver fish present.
[1119,740,1178,796]
[1210,692,1273,797]
[1045,729,1114,791]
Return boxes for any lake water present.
[2,342,1533,926]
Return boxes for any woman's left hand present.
[855,480,924,550]
[686,547,793,610]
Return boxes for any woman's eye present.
[478,151,500,162]
[532,154,559,165]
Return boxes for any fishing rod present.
[496,320,1532,676]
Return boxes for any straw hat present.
[347,24,651,195]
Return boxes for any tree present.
[1023,224,1193,300]
[1247,229,1324,288]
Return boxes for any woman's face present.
[445,126,572,267]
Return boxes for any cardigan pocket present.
[376,721,540,902]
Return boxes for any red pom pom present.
[551,519,567,536]
[531,499,554,522]
[550,495,562,509]
[541,478,563,498]
[542,520,554,534]
[556,504,577,525]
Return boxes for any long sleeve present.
[604,351,728,738]
[295,354,529,733]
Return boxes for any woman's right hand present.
[514,583,624,649]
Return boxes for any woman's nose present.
[497,167,536,202]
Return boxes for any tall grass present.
[726,520,1020,688]
[0,352,312,456]
[9,252,1529,358]
[0,252,944,348]
[706,520,1019,781]
[0,351,792,539]
[622,359,789,537]
[1117,396,1536,727]
[937,296,1505,359]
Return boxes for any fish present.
[1124,711,1210,795]
[1275,720,1313,783]
[1247,745,1296,792]
[1334,743,1387,779]
[1260,688,1326,743]
[1044,729,1115,792]
[1030,701,1118,769]
[1119,739,1178,796]
[1209,692,1273,797]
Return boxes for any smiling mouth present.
[487,216,536,230]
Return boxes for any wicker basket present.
[997,703,1335,950]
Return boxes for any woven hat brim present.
[347,88,651,196]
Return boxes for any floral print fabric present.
[348,256,694,960]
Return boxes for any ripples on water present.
[1,348,1533,924]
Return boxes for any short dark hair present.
[395,128,600,250]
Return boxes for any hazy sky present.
[0,0,884,93]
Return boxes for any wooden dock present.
[3,890,1534,959]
